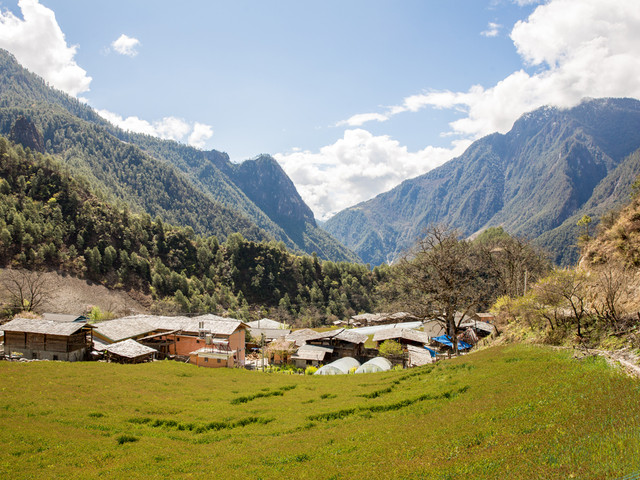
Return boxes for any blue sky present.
[1,0,639,219]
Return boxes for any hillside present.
[0,345,638,479]
[324,98,640,266]
[0,49,358,263]
[0,138,379,321]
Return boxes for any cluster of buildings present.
[0,310,497,370]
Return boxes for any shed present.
[355,356,392,374]
[315,356,361,375]
[406,345,434,367]
[1,317,93,361]
[291,344,333,368]
[103,339,157,364]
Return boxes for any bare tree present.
[395,225,492,354]
[589,262,630,331]
[1,269,51,314]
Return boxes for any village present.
[0,311,497,373]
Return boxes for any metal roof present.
[1,318,88,336]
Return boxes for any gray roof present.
[355,357,392,373]
[104,339,157,359]
[93,314,246,343]
[92,316,157,342]
[291,344,333,361]
[306,328,368,345]
[373,328,430,345]
[1,318,88,336]
[422,320,446,337]
[284,328,318,346]
[249,328,291,341]
[42,313,87,323]
[246,318,288,330]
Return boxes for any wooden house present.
[93,314,248,367]
[290,344,333,368]
[372,328,431,349]
[1,317,93,361]
[305,328,368,362]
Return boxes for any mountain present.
[0,49,358,263]
[324,98,640,266]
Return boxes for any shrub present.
[305,366,318,375]
[116,434,139,445]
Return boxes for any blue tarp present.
[432,335,472,350]
[424,347,437,358]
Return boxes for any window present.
[217,359,221,364]
[204,357,208,363]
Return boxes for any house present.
[290,344,333,368]
[246,318,291,344]
[1,317,93,361]
[103,339,157,364]
[93,314,248,367]
[351,312,420,326]
[284,328,318,347]
[266,338,297,365]
[305,328,368,362]
[372,328,431,349]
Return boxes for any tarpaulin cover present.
[424,347,437,357]
[432,335,472,350]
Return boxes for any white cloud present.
[275,129,468,220]
[481,22,502,37]
[97,109,214,148]
[336,112,389,127]
[0,0,91,96]
[111,34,140,57]
[187,122,214,148]
[301,0,640,219]
[337,0,640,141]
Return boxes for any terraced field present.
[1,345,639,479]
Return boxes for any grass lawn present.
[1,345,639,479]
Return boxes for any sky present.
[0,0,639,220]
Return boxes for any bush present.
[305,366,318,375]
[116,434,139,445]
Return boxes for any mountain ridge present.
[0,49,359,263]
[324,98,640,265]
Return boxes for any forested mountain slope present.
[0,49,357,262]
[324,98,640,265]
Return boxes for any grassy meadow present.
[1,345,639,479]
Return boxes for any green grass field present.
[1,345,639,479]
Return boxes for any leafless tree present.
[395,225,492,354]
[1,268,51,314]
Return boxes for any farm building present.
[1,317,93,361]
[284,328,319,347]
[290,344,333,368]
[372,328,431,348]
[406,345,436,367]
[315,356,361,375]
[355,356,392,373]
[103,339,157,364]
[351,312,419,326]
[93,314,248,367]
[246,318,291,343]
[305,328,368,362]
